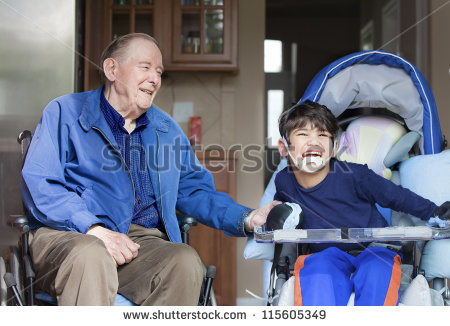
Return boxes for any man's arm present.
[23,101,139,265]
[22,101,103,233]
[175,135,279,236]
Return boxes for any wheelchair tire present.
[208,286,217,306]
[6,246,24,304]
[0,257,7,306]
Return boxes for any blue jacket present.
[21,88,249,242]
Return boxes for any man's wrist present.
[86,224,104,235]
[243,210,254,233]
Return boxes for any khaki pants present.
[29,224,203,306]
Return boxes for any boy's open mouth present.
[302,146,324,158]
[302,151,322,158]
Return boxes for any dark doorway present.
[264,0,361,187]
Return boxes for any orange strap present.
[293,254,312,306]
[383,254,402,306]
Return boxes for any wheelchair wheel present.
[0,257,7,306]
[200,263,217,306]
[6,246,24,305]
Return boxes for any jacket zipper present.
[156,131,170,241]
[92,126,135,233]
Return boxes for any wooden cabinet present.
[84,0,238,90]
[108,1,158,39]
[190,150,238,306]
[162,0,238,71]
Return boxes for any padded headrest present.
[318,64,425,152]
[338,116,417,179]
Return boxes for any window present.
[360,20,374,51]
[264,39,282,73]
[381,0,400,54]
[267,89,284,147]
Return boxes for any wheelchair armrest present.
[177,213,198,228]
[17,130,32,144]
[8,215,30,232]
[177,214,198,245]
[181,216,198,228]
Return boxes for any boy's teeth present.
[304,151,321,157]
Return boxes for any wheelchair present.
[0,130,217,306]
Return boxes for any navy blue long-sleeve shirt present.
[274,159,438,252]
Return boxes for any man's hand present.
[87,225,140,266]
[245,200,282,231]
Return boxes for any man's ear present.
[278,138,288,157]
[103,58,117,82]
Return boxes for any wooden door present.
[189,150,237,305]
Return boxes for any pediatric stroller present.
[248,50,450,306]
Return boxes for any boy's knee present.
[356,247,401,275]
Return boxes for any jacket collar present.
[79,87,169,133]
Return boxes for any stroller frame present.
[257,50,449,306]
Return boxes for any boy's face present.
[279,122,335,173]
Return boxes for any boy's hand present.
[245,200,282,231]
[434,201,450,220]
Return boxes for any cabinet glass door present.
[203,0,223,5]
[135,0,153,4]
[135,11,153,35]
[204,9,223,54]
[181,11,201,53]
[112,11,130,39]
[169,0,237,69]
[110,0,154,40]
[181,0,200,5]
[178,0,225,56]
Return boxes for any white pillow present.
[419,239,450,281]
[277,276,295,306]
[400,274,432,306]
[399,150,450,206]
[399,150,450,281]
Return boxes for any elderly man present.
[22,33,277,305]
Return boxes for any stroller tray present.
[254,226,450,243]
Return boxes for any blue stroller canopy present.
[300,51,443,154]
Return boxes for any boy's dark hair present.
[279,100,339,144]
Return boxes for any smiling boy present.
[274,100,449,306]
